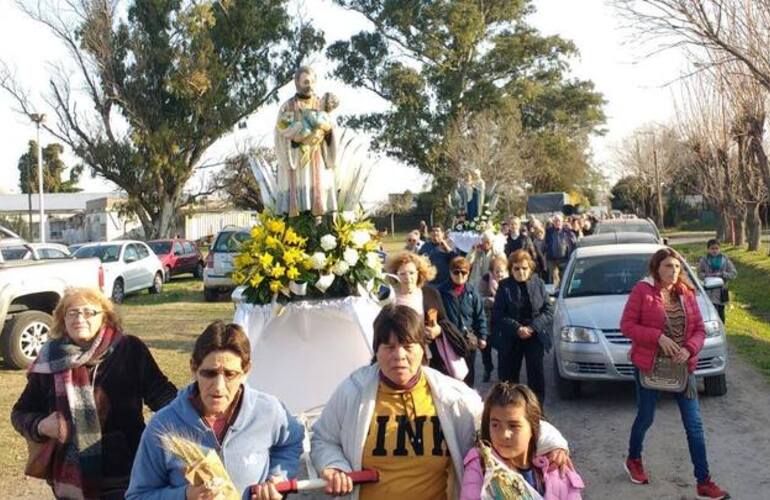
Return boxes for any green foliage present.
[48,0,324,237]
[327,0,605,204]
[17,141,82,193]
[610,175,653,215]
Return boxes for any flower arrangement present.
[233,210,385,305]
[455,203,500,233]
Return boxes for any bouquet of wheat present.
[160,433,240,500]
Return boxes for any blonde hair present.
[51,287,121,339]
[385,250,436,287]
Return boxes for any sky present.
[0,0,687,202]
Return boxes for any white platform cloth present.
[232,288,381,414]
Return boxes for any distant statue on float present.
[275,66,339,217]
[452,169,486,221]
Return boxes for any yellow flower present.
[232,271,246,284]
[250,226,265,240]
[283,227,300,245]
[266,235,281,249]
[269,280,282,293]
[286,266,300,280]
[301,256,313,270]
[271,264,286,278]
[266,219,286,234]
[250,274,264,287]
[259,253,274,268]
[363,241,379,253]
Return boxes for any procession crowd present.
[9,215,736,500]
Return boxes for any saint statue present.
[467,168,485,221]
[275,66,338,217]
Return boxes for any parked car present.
[592,218,665,244]
[147,238,205,281]
[0,242,72,261]
[550,243,728,399]
[0,252,103,368]
[73,240,164,303]
[203,226,250,302]
[577,232,659,248]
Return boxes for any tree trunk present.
[746,202,762,251]
[718,210,731,243]
[733,207,747,247]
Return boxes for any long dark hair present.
[480,382,542,467]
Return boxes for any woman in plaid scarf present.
[12,287,176,499]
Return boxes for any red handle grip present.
[269,469,379,494]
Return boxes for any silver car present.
[551,243,728,398]
[203,226,250,301]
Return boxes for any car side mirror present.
[545,284,558,297]
[124,255,137,263]
[703,277,725,289]
[663,237,669,245]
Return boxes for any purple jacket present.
[461,447,584,500]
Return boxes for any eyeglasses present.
[197,368,244,381]
[451,269,469,276]
[65,308,102,320]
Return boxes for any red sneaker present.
[696,478,730,499]
[624,457,649,484]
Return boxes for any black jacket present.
[11,334,177,491]
[492,276,554,351]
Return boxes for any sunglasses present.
[198,368,243,381]
[65,308,102,320]
[451,269,469,276]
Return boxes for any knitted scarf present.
[29,325,122,500]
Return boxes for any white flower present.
[341,211,357,223]
[320,234,337,251]
[343,247,360,266]
[365,252,382,270]
[310,252,327,270]
[350,229,371,248]
[332,260,350,276]
[456,224,463,230]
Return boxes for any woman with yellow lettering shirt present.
[310,305,572,499]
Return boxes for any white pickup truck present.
[0,252,103,369]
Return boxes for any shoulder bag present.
[639,303,688,392]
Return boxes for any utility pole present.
[30,113,46,242]
[650,133,665,230]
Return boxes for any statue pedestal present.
[232,288,380,414]
[448,231,506,254]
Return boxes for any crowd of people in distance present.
[9,213,733,500]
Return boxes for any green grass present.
[676,243,770,382]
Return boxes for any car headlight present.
[560,326,600,343]
[704,320,723,338]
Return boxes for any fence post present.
[390,212,395,237]
[430,210,434,227]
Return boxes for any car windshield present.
[213,231,250,252]
[74,245,121,263]
[566,253,699,298]
[148,241,172,254]
[595,222,656,236]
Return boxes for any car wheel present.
[203,287,218,302]
[704,374,727,397]
[164,266,171,283]
[112,279,125,304]
[1,311,53,369]
[194,262,204,279]
[149,272,163,294]
[554,356,581,399]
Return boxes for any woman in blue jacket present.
[438,256,488,387]
[127,321,304,500]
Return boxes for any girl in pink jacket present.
[460,383,584,500]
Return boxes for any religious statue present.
[467,169,485,221]
[275,66,338,217]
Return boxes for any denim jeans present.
[628,369,710,483]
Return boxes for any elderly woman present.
[311,305,571,499]
[438,256,488,387]
[697,239,737,325]
[385,250,468,379]
[621,248,729,499]
[492,250,554,405]
[127,321,304,500]
[12,287,176,499]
